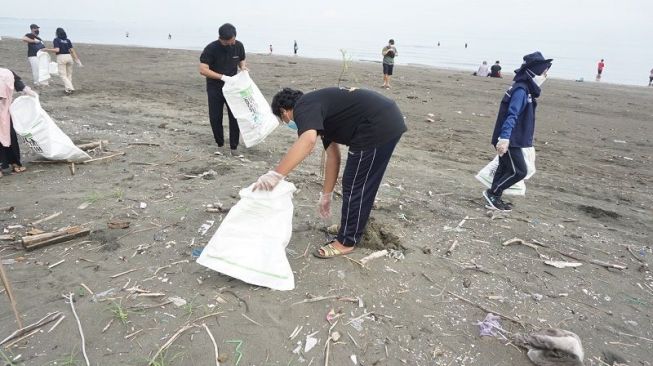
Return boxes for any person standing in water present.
[381,39,398,89]
[294,40,298,55]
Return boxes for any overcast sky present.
[4,0,652,38]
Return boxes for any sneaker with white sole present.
[483,190,512,212]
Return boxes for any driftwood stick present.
[30,211,62,226]
[76,140,108,151]
[149,324,194,365]
[0,312,62,346]
[447,290,526,327]
[63,293,90,366]
[359,250,388,265]
[0,261,22,328]
[446,240,459,256]
[202,323,220,366]
[81,151,126,164]
[47,315,66,333]
[589,259,627,270]
[69,162,75,176]
[626,246,646,264]
[110,268,142,279]
[3,328,40,349]
[128,142,160,147]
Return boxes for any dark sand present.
[1,38,652,365]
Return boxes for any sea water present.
[1,17,651,87]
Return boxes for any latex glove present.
[75,59,84,67]
[253,170,285,191]
[221,75,233,84]
[22,86,38,97]
[318,191,333,219]
[496,138,510,157]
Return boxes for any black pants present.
[337,137,400,247]
[490,147,527,196]
[207,84,240,149]
[0,120,21,169]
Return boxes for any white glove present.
[75,59,83,67]
[22,86,38,97]
[253,170,285,191]
[496,138,510,157]
[318,192,333,219]
[221,75,233,83]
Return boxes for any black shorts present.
[383,63,394,75]
[597,69,603,75]
[649,76,653,82]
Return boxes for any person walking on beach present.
[294,40,298,55]
[490,61,502,78]
[254,87,407,258]
[168,33,172,40]
[596,59,605,81]
[269,44,273,55]
[649,68,653,87]
[381,39,398,89]
[475,61,489,77]
[0,69,37,177]
[483,51,553,212]
[44,28,82,95]
[199,23,247,156]
[21,24,46,86]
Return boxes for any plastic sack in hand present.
[474,147,536,196]
[36,51,51,83]
[10,96,91,162]
[222,71,278,148]
[196,181,296,290]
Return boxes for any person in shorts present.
[381,39,398,88]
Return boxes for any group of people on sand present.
[21,24,83,94]
[196,23,552,258]
[4,22,552,259]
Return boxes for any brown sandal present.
[11,165,26,173]
[313,242,354,259]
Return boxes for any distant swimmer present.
[168,33,172,40]
[596,59,605,81]
[294,40,298,55]
[465,43,468,48]
[126,31,129,38]
[269,44,273,55]
[649,68,653,87]
[437,41,440,47]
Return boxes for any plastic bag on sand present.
[197,181,296,291]
[475,147,536,196]
[10,96,91,162]
[36,51,51,83]
[222,71,278,148]
[49,61,59,75]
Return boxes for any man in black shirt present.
[199,23,247,156]
[21,24,46,86]
[490,60,502,78]
[253,87,407,258]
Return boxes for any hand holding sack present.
[253,170,285,191]
[496,138,509,156]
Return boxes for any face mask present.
[286,120,298,131]
[528,69,547,87]
[33,30,39,35]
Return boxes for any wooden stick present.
[3,328,40,349]
[30,211,62,226]
[241,313,263,327]
[0,261,22,328]
[626,246,647,264]
[202,323,220,366]
[149,324,194,365]
[48,259,65,269]
[80,283,94,295]
[359,250,388,265]
[190,311,224,324]
[81,151,126,164]
[125,329,144,340]
[69,163,75,175]
[110,268,142,279]
[446,240,459,256]
[76,140,108,151]
[292,295,338,306]
[47,314,65,333]
[447,290,526,327]
[590,259,627,270]
[0,312,62,346]
[128,142,160,147]
[63,293,90,366]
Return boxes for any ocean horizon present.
[2,16,652,87]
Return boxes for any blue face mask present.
[286,120,298,130]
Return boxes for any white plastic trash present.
[222,71,278,148]
[36,50,51,83]
[49,61,59,75]
[10,96,91,162]
[475,147,536,196]
[197,181,296,290]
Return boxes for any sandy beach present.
[1,38,652,365]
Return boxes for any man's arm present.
[239,59,248,71]
[199,63,225,80]
[274,130,318,176]
[323,142,341,193]
[22,36,39,44]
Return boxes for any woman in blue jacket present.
[483,52,552,212]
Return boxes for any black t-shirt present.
[490,64,502,77]
[199,40,246,86]
[25,33,45,57]
[53,38,73,54]
[294,87,407,150]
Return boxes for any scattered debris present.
[544,260,583,269]
[22,226,90,251]
[107,219,130,229]
[198,220,215,236]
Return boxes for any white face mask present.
[528,69,547,87]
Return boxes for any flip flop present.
[313,242,354,259]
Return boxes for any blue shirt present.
[53,38,73,55]
[499,88,527,139]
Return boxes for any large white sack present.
[36,51,51,83]
[475,155,525,196]
[49,61,59,75]
[10,96,91,162]
[197,181,296,291]
[222,71,278,148]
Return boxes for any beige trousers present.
[57,54,74,91]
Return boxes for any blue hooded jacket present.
[491,53,551,148]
